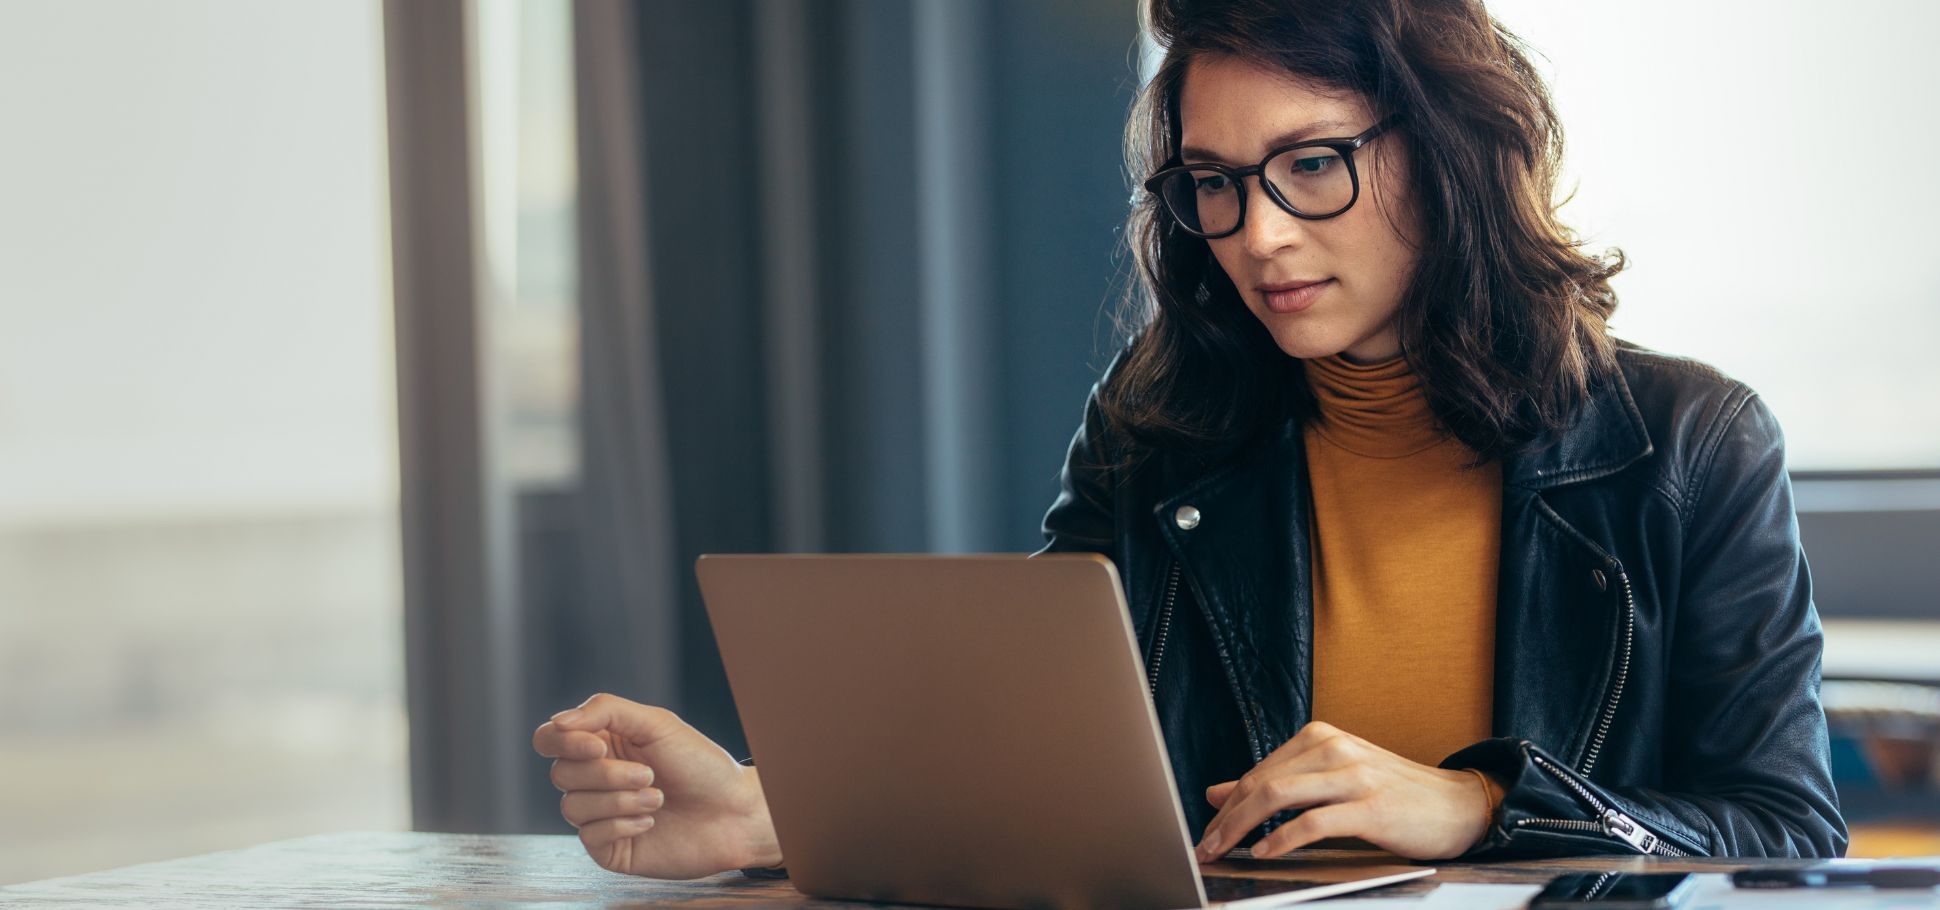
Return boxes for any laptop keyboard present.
[1201,874,1434,902]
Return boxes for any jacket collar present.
[1153,359,1655,504]
[1501,361,1654,491]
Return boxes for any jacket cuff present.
[1441,738,1706,860]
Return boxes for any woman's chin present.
[1260,324,1351,362]
[1248,306,1397,363]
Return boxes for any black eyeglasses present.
[1142,114,1401,238]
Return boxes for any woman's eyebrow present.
[1180,119,1355,163]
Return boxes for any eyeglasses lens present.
[1157,145,1354,235]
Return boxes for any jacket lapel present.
[1153,418,1313,760]
[1493,365,1654,766]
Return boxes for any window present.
[0,1,405,883]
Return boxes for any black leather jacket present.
[1037,341,1847,859]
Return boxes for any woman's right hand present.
[532,693,782,879]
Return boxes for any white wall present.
[1487,0,1940,470]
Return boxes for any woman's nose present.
[1237,176,1307,259]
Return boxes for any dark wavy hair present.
[1101,0,1623,464]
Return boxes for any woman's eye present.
[1194,174,1231,193]
[1291,155,1336,175]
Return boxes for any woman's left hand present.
[1195,722,1494,862]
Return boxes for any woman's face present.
[1177,55,1421,363]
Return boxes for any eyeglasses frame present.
[1142,113,1403,239]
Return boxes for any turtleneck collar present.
[1302,353,1447,459]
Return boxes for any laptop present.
[696,553,1435,909]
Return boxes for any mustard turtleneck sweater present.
[1302,353,1501,767]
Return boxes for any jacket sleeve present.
[1034,376,1122,558]
[1445,392,1848,859]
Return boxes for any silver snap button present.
[1174,505,1202,530]
[1591,569,1608,591]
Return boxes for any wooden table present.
[0,831,1820,908]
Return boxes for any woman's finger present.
[534,725,610,760]
[550,757,655,792]
[552,694,687,747]
[1200,768,1314,848]
[1196,768,1361,860]
[577,814,655,869]
[1248,802,1368,858]
[1207,725,1365,814]
[560,788,665,828]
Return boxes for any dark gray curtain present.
[385,0,524,834]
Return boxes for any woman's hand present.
[532,693,782,879]
[1195,722,1493,862]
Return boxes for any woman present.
[532,0,1846,876]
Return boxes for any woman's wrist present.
[739,766,786,870]
[1458,767,1500,850]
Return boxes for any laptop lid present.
[697,553,1207,910]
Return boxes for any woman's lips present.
[1261,278,1333,314]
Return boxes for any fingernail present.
[640,788,664,809]
[628,768,651,786]
[625,814,654,830]
[552,709,582,725]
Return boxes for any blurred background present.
[0,0,1934,885]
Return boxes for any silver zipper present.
[1517,818,1604,835]
[1146,562,1182,693]
[1580,564,1635,777]
[1148,560,1265,764]
[1600,808,1684,856]
[1519,753,1689,856]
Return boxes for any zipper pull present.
[1600,809,1660,854]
